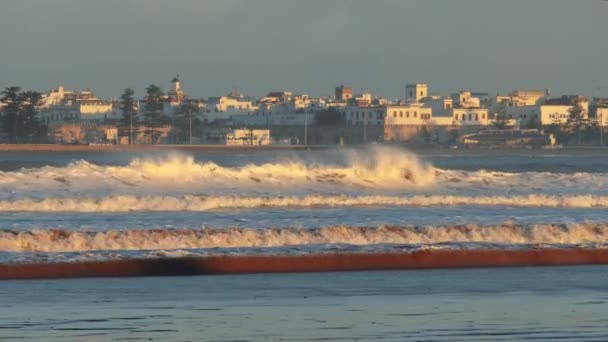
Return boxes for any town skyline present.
[2,0,608,99]
[1,77,605,103]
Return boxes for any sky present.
[1,0,607,99]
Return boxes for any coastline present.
[3,248,608,280]
[0,143,607,154]
[0,144,330,152]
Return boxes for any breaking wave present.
[1,194,608,212]
[0,146,437,195]
[2,223,608,253]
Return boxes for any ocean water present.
[1,146,608,341]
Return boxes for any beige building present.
[226,129,271,145]
[49,124,118,144]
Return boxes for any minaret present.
[170,75,184,102]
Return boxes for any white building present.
[39,104,80,125]
[345,106,385,126]
[39,86,114,124]
[446,91,489,126]
[384,104,432,126]
[596,107,608,127]
[452,108,489,126]
[206,96,255,113]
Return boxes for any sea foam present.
[2,223,608,253]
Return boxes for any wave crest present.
[0,147,436,195]
[2,223,608,253]
[0,194,607,212]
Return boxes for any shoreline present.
[0,144,330,152]
[2,248,608,280]
[0,143,607,154]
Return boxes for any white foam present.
[0,193,607,212]
[0,147,438,197]
[2,223,607,253]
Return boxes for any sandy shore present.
[2,248,608,280]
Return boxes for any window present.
[468,114,472,120]
[393,112,396,118]
[406,111,410,118]
[414,112,417,118]
[482,114,486,119]
[475,114,479,120]
[399,111,403,118]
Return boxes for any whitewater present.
[0,146,607,203]
[1,146,608,263]
[2,223,608,254]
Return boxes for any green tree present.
[17,91,44,141]
[566,104,588,145]
[1,87,45,142]
[118,88,138,144]
[174,101,201,144]
[142,84,168,144]
[492,106,509,129]
[1,86,21,141]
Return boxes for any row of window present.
[392,110,424,119]
[349,112,383,120]
[549,113,567,119]
[454,113,486,121]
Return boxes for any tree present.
[314,107,345,125]
[174,101,201,144]
[1,86,21,141]
[118,88,138,144]
[492,106,509,129]
[566,104,588,145]
[142,84,168,144]
[17,91,44,140]
[1,87,45,143]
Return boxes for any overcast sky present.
[1,0,607,99]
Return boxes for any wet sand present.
[3,248,608,280]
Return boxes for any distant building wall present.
[226,129,271,146]
[49,124,118,144]
[452,108,489,125]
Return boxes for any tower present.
[169,75,184,102]
[405,83,428,102]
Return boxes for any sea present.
[1,145,608,341]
